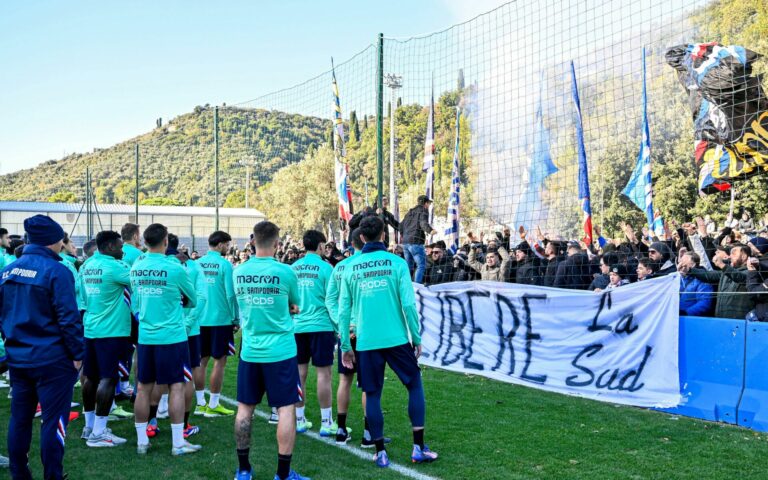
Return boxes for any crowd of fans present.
[5,206,767,324]
[255,198,768,323]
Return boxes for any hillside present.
[0,106,329,206]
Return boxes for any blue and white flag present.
[445,107,461,253]
[513,72,558,234]
[623,48,663,237]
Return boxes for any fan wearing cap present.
[399,195,437,284]
[0,215,84,480]
[648,242,677,277]
[513,242,541,285]
[748,237,768,260]
[606,264,630,290]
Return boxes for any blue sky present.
[0,0,506,174]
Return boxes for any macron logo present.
[352,259,392,271]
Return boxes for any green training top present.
[122,243,143,267]
[198,251,238,327]
[325,252,358,330]
[183,257,207,337]
[80,252,132,339]
[338,248,421,352]
[60,255,85,311]
[291,252,335,333]
[130,252,196,345]
[0,252,14,270]
[235,256,299,363]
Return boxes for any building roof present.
[0,201,265,218]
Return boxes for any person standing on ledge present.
[399,195,437,284]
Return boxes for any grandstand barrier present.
[662,316,746,426]
[736,322,768,431]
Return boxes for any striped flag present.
[423,83,435,226]
[570,61,593,245]
[622,48,661,238]
[332,62,353,222]
[445,107,461,253]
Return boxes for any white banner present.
[414,273,681,408]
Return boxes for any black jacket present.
[554,253,593,290]
[515,259,541,285]
[425,256,456,286]
[747,270,768,321]
[542,257,562,287]
[400,205,433,245]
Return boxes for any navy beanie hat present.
[750,237,768,255]
[24,215,65,246]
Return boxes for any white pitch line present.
[212,392,441,480]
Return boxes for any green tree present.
[48,191,77,203]
[349,111,360,143]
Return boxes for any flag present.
[332,62,346,159]
[335,160,352,222]
[570,61,593,245]
[332,61,353,222]
[423,81,435,226]
[512,72,558,233]
[445,107,461,253]
[622,48,659,238]
[666,43,768,194]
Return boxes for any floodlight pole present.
[376,33,384,209]
[240,155,255,209]
[135,143,139,221]
[384,73,402,215]
[214,105,220,230]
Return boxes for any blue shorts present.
[188,335,201,369]
[137,341,192,385]
[83,337,132,381]
[357,343,421,393]
[200,325,236,359]
[337,337,358,375]
[295,331,336,367]
[237,356,302,408]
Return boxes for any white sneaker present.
[86,431,124,448]
[81,427,93,440]
[268,412,279,424]
[171,440,201,456]
[104,428,127,445]
[137,442,151,455]
[156,407,169,419]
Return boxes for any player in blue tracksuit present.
[0,215,84,480]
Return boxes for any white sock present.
[159,394,169,411]
[84,410,95,429]
[296,406,305,421]
[209,393,220,409]
[171,423,185,448]
[111,400,117,412]
[93,415,109,436]
[321,407,333,425]
[135,422,149,445]
[195,390,206,406]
